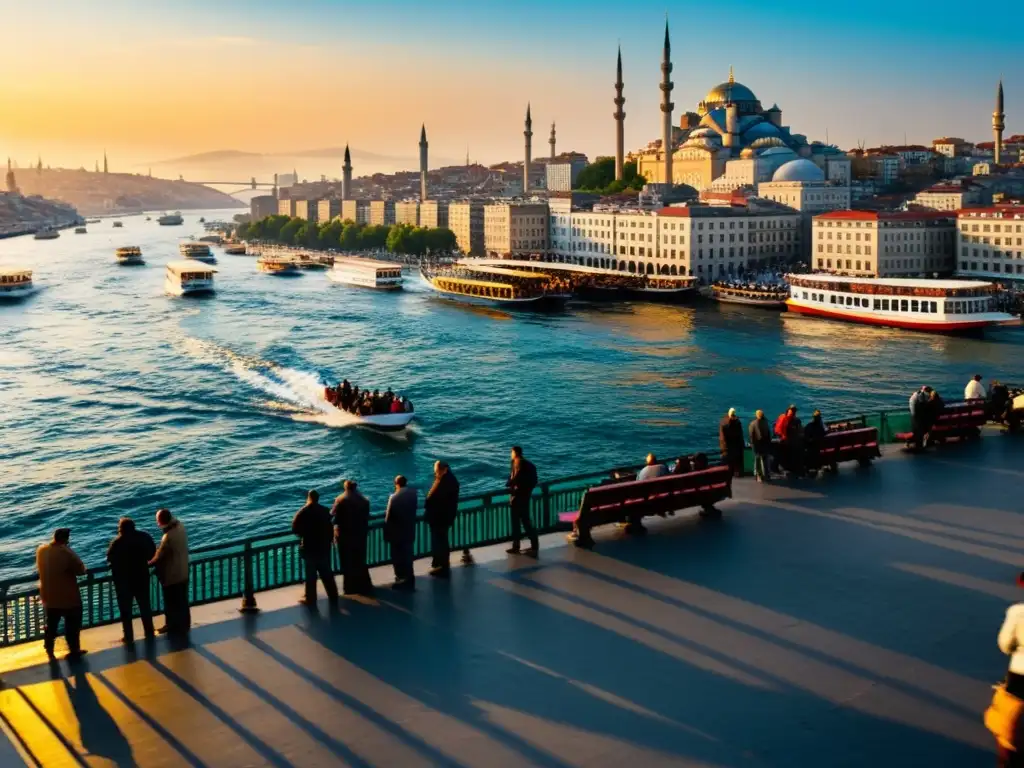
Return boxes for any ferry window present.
[954,302,962,314]
[802,291,808,299]
[873,299,881,310]
[830,295,836,304]
[846,296,853,306]
[930,301,937,313]
[882,299,890,311]
[901,300,908,312]
[911,300,919,312]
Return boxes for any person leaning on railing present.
[149,509,190,637]
[424,461,460,578]
[36,527,87,662]
[331,481,374,597]
[292,490,338,607]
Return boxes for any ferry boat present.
[112,221,123,229]
[256,254,300,275]
[115,246,145,265]
[165,261,216,296]
[179,242,216,263]
[74,227,87,235]
[320,386,415,432]
[785,274,1016,334]
[223,244,247,256]
[198,234,223,245]
[421,263,570,307]
[33,227,59,240]
[295,253,333,270]
[328,257,403,289]
[705,282,788,309]
[0,269,36,299]
[158,212,184,226]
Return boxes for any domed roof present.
[743,121,781,141]
[772,158,825,183]
[757,143,795,155]
[700,71,761,115]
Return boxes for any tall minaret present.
[103,151,108,174]
[660,20,674,187]
[549,122,556,160]
[524,103,533,195]
[994,78,1005,165]
[614,45,626,181]
[419,124,428,202]
[6,158,17,194]
[342,145,352,200]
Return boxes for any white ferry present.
[328,257,403,290]
[0,269,36,299]
[165,261,216,296]
[158,212,184,226]
[115,246,145,265]
[256,254,300,275]
[786,274,1015,334]
[179,242,216,263]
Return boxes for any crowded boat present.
[321,379,415,431]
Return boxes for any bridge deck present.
[1,436,1018,766]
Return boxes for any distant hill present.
[151,150,262,166]
[13,168,244,216]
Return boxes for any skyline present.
[2,0,1022,179]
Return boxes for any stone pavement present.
[1,434,1021,767]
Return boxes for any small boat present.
[158,212,184,226]
[145,216,152,221]
[421,264,569,307]
[198,234,223,245]
[199,217,206,223]
[112,221,124,228]
[328,257,402,288]
[257,255,300,275]
[179,242,216,263]
[74,227,87,234]
[86,218,101,224]
[321,386,415,431]
[223,244,247,255]
[165,261,216,296]
[295,252,333,270]
[33,227,60,240]
[0,268,36,299]
[704,282,788,309]
[115,246,145,265]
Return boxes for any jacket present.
[331,491,370,541]
[292,501,334,557]
[424,471,460,527]
[384,486,418,545]
[719,416,744,454]
[748,417,772,452]
[152,519,190,586]
[106,529,156,586]
[37,543,86,610]
[508,458,538,503]
[774,412,792,439]
[804,417,826,443]
[999,603,1024,675]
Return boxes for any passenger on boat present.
[404,397,414,413]
[637,453,669,481]
[389,398,405,414]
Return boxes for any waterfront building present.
[545,154,589,192]
[341,199,371,225]
[812,210,956,278]
[294,198,321,222]
[251,195,277,221]
[318,198,342,223]
[278,198,297,217]
[449,201,485,255]
[420,200,449,229]
[369,200,396,226]
[956,206,1024,281]
[484,201,548,257]
[395,200,420,226]
[912,180,986,211]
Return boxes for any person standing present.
[965,374,985,400]
[292,490,338,606]
[995,574,1024,766]
[331,480,374,596]
[424,461,460,577]
[507,446,539,557]
[384,476,418,590]
[748,410,772,483]
[106,517,156,645]
[718,408,745,478]
[37,528,87,661]
[909,386,930,451]
[149,508,190,636]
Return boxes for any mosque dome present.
[756,143,795,156]
[689,126,718,138]
[772,158,825,183]
[699,71,762,116]
[743,121,781,142]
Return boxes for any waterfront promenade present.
[1,435,1018,766]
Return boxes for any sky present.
[1,0,1021,180]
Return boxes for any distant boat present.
[223,244,247,256]
[179,242,216,263]
[112,221,124,228]
[33,227,59,240]
[74,227,87,234]
[199,217,206,223]
[257,254,300,275]
[145,216,152,221]
[115,246,144,266]
[158,212,184,226]
[165,261,216,297]
[0,268,36,299]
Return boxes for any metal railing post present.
[85,572,94,628]
[239,540,260,614]
[0,584,7,648]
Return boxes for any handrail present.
[0,410,915,647]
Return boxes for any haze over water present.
[2,208,1022,578]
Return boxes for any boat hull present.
[626,287,696,304]
[786,301,996,334]
[327,270,403,289]
[710,293,787,309]
[117,257,145,266]
[165,280,215,297]
[0,285,37,299]
[421,275,568,309]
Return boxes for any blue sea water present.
[2,208,1022,579]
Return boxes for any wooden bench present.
[558,466,732,549]
[807,426,881,473]
[825,416,866,433]
[895,400,986,447]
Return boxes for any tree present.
[425,227,457,254]
[279,217,303,245]
[386,223,413,254]
[339,220,362,250]
[574,157,616,191]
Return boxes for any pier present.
[0,411,1017,766]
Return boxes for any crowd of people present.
[324,379,413,417]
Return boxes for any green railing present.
[0,409,914,648]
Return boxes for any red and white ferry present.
[785,274,1015,334]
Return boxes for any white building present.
[956,206,1024,281]
[545,155,589,192]
[813,210,957,277]
[912,181,985,212]
[483,201,548,257]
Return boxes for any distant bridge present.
[187,178,278,198]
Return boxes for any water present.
[2,208,1022,579]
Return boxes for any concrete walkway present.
[1,434,1020,766]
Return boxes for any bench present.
[558,466,732,549]
[895,400,986,447]
[807,426,881,473]
[825,416,866,433]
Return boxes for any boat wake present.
[179,337,362,428]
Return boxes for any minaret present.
[524,103,533,195]
[549,122,556,160]
[419,124,429,202]
[660,20,674,187]
[94,160,99,173]
[614,45,626,181]
[6,158,17,194]
[994,78,1005,165]
[342,145,352,200]
[103,151,108,174]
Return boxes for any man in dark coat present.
[718,408,745,477]
[424,461,460,577]
[331,480,374,596]
[384,476,418,590]
[292,490,338,606]
[106,517,156,644]
[748,409,773,482]
[507,446,539,557]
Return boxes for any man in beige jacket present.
[36,528,87,661]
[149,508,190,636]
